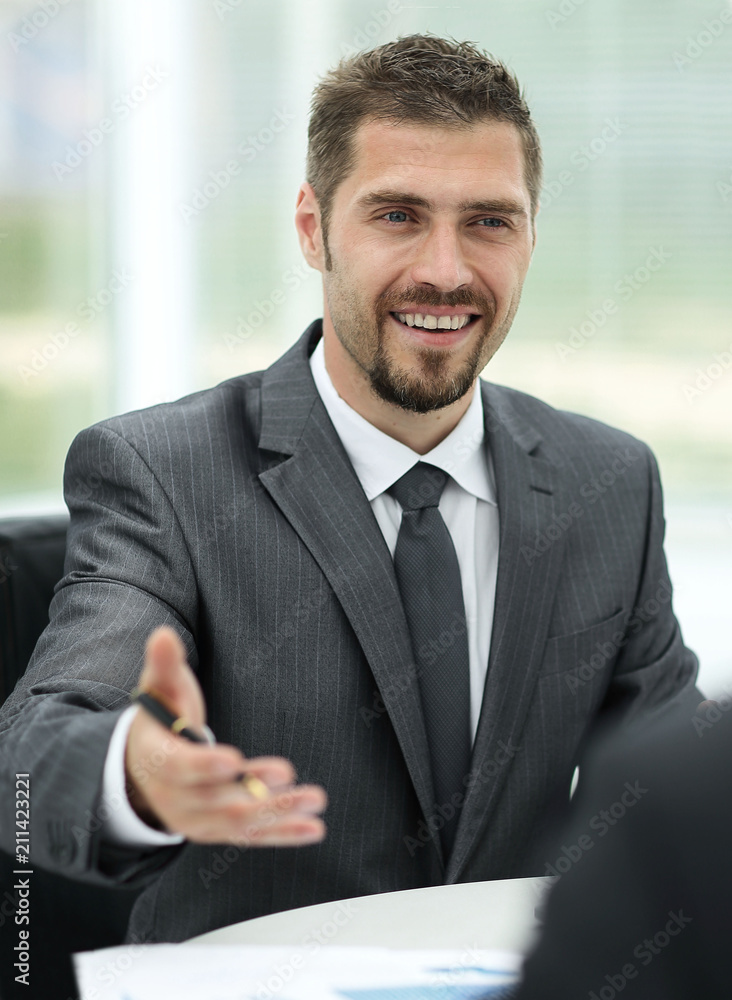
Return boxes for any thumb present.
[136,625,207,732]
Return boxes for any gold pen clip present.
[236,773,270,800]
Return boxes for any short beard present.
[366,332,487,413]
[323,227,500,413]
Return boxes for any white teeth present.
[395,312,473,330]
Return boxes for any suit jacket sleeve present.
[0,422,195,886]
[597,443,700,722]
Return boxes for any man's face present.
[309,118,535,413]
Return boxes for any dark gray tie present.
[388,462,472,858]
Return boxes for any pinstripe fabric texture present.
[0,320,699,942]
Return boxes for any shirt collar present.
[309,336,496,505]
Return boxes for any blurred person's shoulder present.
[580,693,732,807]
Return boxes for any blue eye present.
[383,210,409,223]
[478,218,505,228]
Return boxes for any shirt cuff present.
[102,703,185,847]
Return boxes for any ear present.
[294,182,325,272]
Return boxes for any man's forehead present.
[340,118,530,208]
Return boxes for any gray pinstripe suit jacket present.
[0,320,699,942]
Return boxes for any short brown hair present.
[306,33,542,266]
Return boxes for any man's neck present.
[322,331,475,456]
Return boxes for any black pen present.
[130,687,270,799]
[131,687,211,742]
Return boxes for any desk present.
[189,876,553,953]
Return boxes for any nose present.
[407,221,474,292]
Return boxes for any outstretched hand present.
[124,626,327,846]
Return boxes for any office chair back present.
[0,514,142,1000]
[0,514,69,702]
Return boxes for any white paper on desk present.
[73,944,521,999]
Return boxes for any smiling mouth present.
[390,311,480,331]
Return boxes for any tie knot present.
[388,462,448,511]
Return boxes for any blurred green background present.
[1,0,730,499]
[0,0,730,686]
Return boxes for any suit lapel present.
[257,323,440,864]
[446,382,568,882]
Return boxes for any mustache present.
[377,287,494,314]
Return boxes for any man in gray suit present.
[0,34,699,943]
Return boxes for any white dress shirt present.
[101,337,500,846]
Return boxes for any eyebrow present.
[355,190,529,218]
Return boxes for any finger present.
[159,790,327,844]
[240,785,327,818]
[192,810,327,846]
[137,626,206,729]
[165,752,311,797]
[145,738,248,787]
[187,819,326,847]
[243,819,326,846]
[232,756,298,789]
[170,782,327,818]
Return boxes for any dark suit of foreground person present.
[515,703,732,1000]
[0,34,698,945]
